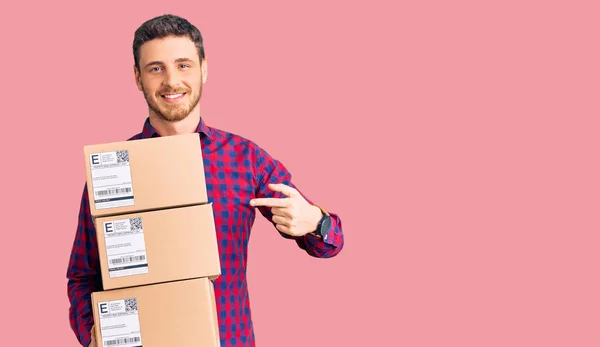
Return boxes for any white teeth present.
[163,93,184,99]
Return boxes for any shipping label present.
[90,150,135,209]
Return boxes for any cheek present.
[145,85,160,98]
[185,74,203,88]
[141,77,162,94]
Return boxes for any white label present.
[90,150,135,209]
[103,217,149,278]
[98,298,143,347]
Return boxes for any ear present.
[134,65,143,91]
[201,58,208,84]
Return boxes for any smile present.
[161,93,186,100]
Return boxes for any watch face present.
[321,217,332,238]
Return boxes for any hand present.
[89,325,97,347]
[249,183,322,237]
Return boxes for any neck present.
[148,107,201,136]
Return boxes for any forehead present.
[138,36,199,64]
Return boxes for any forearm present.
[67,273,100,346]
[67,185,101,346]
[251,143,345,257]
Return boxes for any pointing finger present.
[249,198,290,208]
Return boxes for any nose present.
[162,68,181,88]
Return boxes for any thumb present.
[268,183,298,198]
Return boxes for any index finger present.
[249,198,290,208]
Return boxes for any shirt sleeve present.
[252,144,344,258]
[66,184,102,346]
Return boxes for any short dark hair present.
[133,14,206,71]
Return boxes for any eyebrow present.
[144,58,195,69]
[174,58,194,64]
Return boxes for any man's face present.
[135,36,207,122]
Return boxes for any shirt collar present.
[140,116,213,139]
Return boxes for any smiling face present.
[134,35,207,122]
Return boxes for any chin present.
[161,114,189,122]
[155,105,189,122]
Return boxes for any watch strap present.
[311,204,330,238]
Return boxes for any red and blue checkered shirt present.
[66,117,344,347]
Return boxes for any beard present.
[142,82,202,122]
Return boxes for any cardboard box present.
[92,278,220,347]
[83,133,208,218]
[94,203,221,290]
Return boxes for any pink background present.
[1,0,599,346]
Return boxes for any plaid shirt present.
[66,117,344,347]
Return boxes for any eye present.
[149,66,162,73]
[179,64,190,69]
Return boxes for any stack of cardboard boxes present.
[83,133,221,347]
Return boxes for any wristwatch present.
[311,204,332,240]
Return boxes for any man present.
[66,14,344,347]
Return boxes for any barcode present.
[105,336,141,346]
[110,255,146,265]
[97,187,132,196]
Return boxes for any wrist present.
[310,205,323,233]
